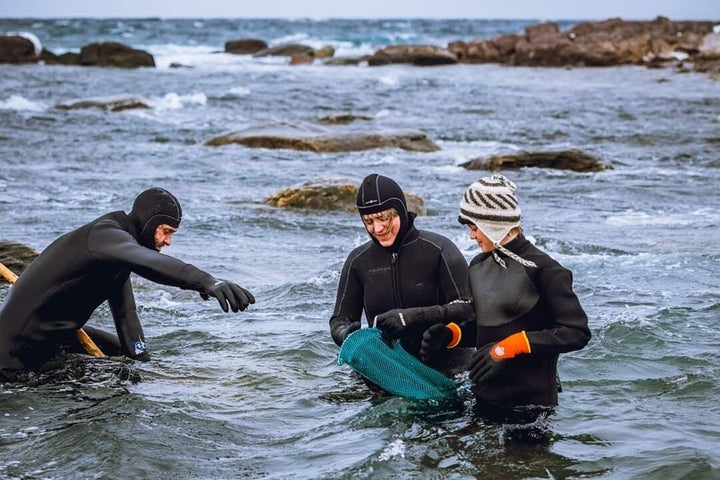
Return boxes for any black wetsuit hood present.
[128,188,182,249]
[356,173,413,251]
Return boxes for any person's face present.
[154,224,177,251]
[468,224,495,253]
[362,209,401,247]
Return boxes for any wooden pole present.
[0,261,105,358]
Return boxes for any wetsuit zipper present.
[391,252,403,307]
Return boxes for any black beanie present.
[128,187,182,249]
[356,173,412,249]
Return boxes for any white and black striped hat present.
[458,174,521,245]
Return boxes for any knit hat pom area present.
[458,174,521,245]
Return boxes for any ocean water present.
[1,18,719,480]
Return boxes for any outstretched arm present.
[90,220,255,312]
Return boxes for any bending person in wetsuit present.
[0,187,255,373]
[420,175,591,410]
[329,173,474,378]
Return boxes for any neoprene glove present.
[420,323,462,362]
[200,279,255,313]
[374,305,442,339]
[469,331,531,384]
[336,321,361,345]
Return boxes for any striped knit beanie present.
[459,175,536,268]
[459,175,520,244]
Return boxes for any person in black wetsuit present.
[420,175,591,411]
[0,187,255,373]
[329,173,474,377]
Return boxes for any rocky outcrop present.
[205,126,440,153]
[0,240,38,283]
[461,150,611,172]
[79,42,155,68]
[367,45,458,66]
[449,17,717,68]
[0,35,38,64]
[225,38,268,54]
[253,44,315,57]
[265,180,426,214]
[55,96,150,112]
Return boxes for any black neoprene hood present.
[128,187,182,249]
[356,173,407,218]
[356,173,412,250]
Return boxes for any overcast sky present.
[1,0,718,20]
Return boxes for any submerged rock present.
[0,240,38,283]
[461,149,611,172]
[254,44,315,57]
[368,45,458,66]
[205,125,440,153]
[55,96,150,112]
[265,180,426,215]
[318,114,374,125]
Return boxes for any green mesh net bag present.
[338,328,460,401]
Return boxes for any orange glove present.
[489,331,531,360]
[470,331,531,384]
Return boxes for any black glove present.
[419,323,453,362]
[374,305,441,340]
[336,321,361,345]
[200,279,255,313]
[468,343,505,384]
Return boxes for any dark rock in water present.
[461,149,611,172]
[0,35,38,64]
[290,53,314,65]
[225,38,268,55]
[0,240,38,283]
[253,44,314,57]
[205,125,440,153]
[79,41,155,68]
[368,45,458,66]
[323,56,369,66]
[265,180,426,215]
[55,96,150,112]
[318,114,374,125]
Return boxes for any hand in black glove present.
[374,309,408,339]
[468,343,505,384]
[337,321,361,345]
[200,279,255,313]
[419,323,453,362]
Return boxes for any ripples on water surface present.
[1,17,720,479]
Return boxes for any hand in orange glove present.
[469,331,531,384]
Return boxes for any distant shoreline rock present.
[2,17,718,76]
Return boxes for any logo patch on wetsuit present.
[133,340,146,355]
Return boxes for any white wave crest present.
[229,86,251,96]
[378,439,406,461]
[147,92,207,111]
[606,209,717,227]
[0,95,46,112]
